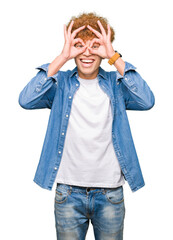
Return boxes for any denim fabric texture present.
[18,61,155,192]
[54,183,125,240]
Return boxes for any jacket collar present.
[70,66,108,80]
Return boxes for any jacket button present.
[58,151,61,154]
[69,96,72,99]
[76,84,79,86]
[66,114,68,118]
[62,132,64,135]
[54,167,57,170]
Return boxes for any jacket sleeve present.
[18,63,60,109]
[116,61,155,110]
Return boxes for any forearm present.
[47,54,68,77]
[113,57,125,76]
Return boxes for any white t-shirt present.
[55,76,125,188]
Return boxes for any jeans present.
[54,183,125,240]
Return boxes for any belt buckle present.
[86,187,96,192]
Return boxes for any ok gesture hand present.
[61,20,87,60]
[87,20,115,59]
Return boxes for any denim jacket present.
[18,61,155,192]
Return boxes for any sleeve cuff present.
[35,63,59,81]
[116,61,137,81]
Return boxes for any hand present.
[61,20,87,60]
[87,20,115,59]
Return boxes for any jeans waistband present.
[56,183,122,193]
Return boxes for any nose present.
[83,46,91,56]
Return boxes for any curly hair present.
[66,12,115,42]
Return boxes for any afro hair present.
[66,12,115,42]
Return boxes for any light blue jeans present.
[54,183,125,240]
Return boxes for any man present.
[18,12,155,240]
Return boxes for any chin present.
[78,66,99,79]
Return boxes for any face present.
[74,39,102,79]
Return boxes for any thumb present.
[88,47,98,55]
[79,45,87,54]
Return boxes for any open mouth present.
[80,59,95,67]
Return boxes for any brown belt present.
[86,187,97,192]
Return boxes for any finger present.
[87,25,102,38]
[88,47,99,55]
[74,45,87,57]
[97,20,106,37]
[107,24,111,40]
[73,38,85,46]
[71,25,86,39]
[89,38,101,48]
[68,20,74,36]
[64,24,67,41]
[78,45,87,54]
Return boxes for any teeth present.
[81,59,94,63]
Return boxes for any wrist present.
[108,50,122,65]
[47,54,68,77]
[60,51,70,62]
[107,50,116,59]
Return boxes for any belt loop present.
[102,188,106,194]
[68,185,72,195]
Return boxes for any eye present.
[75,43,84,48]
[92,44,99,49]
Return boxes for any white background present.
[1,0,173,239]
